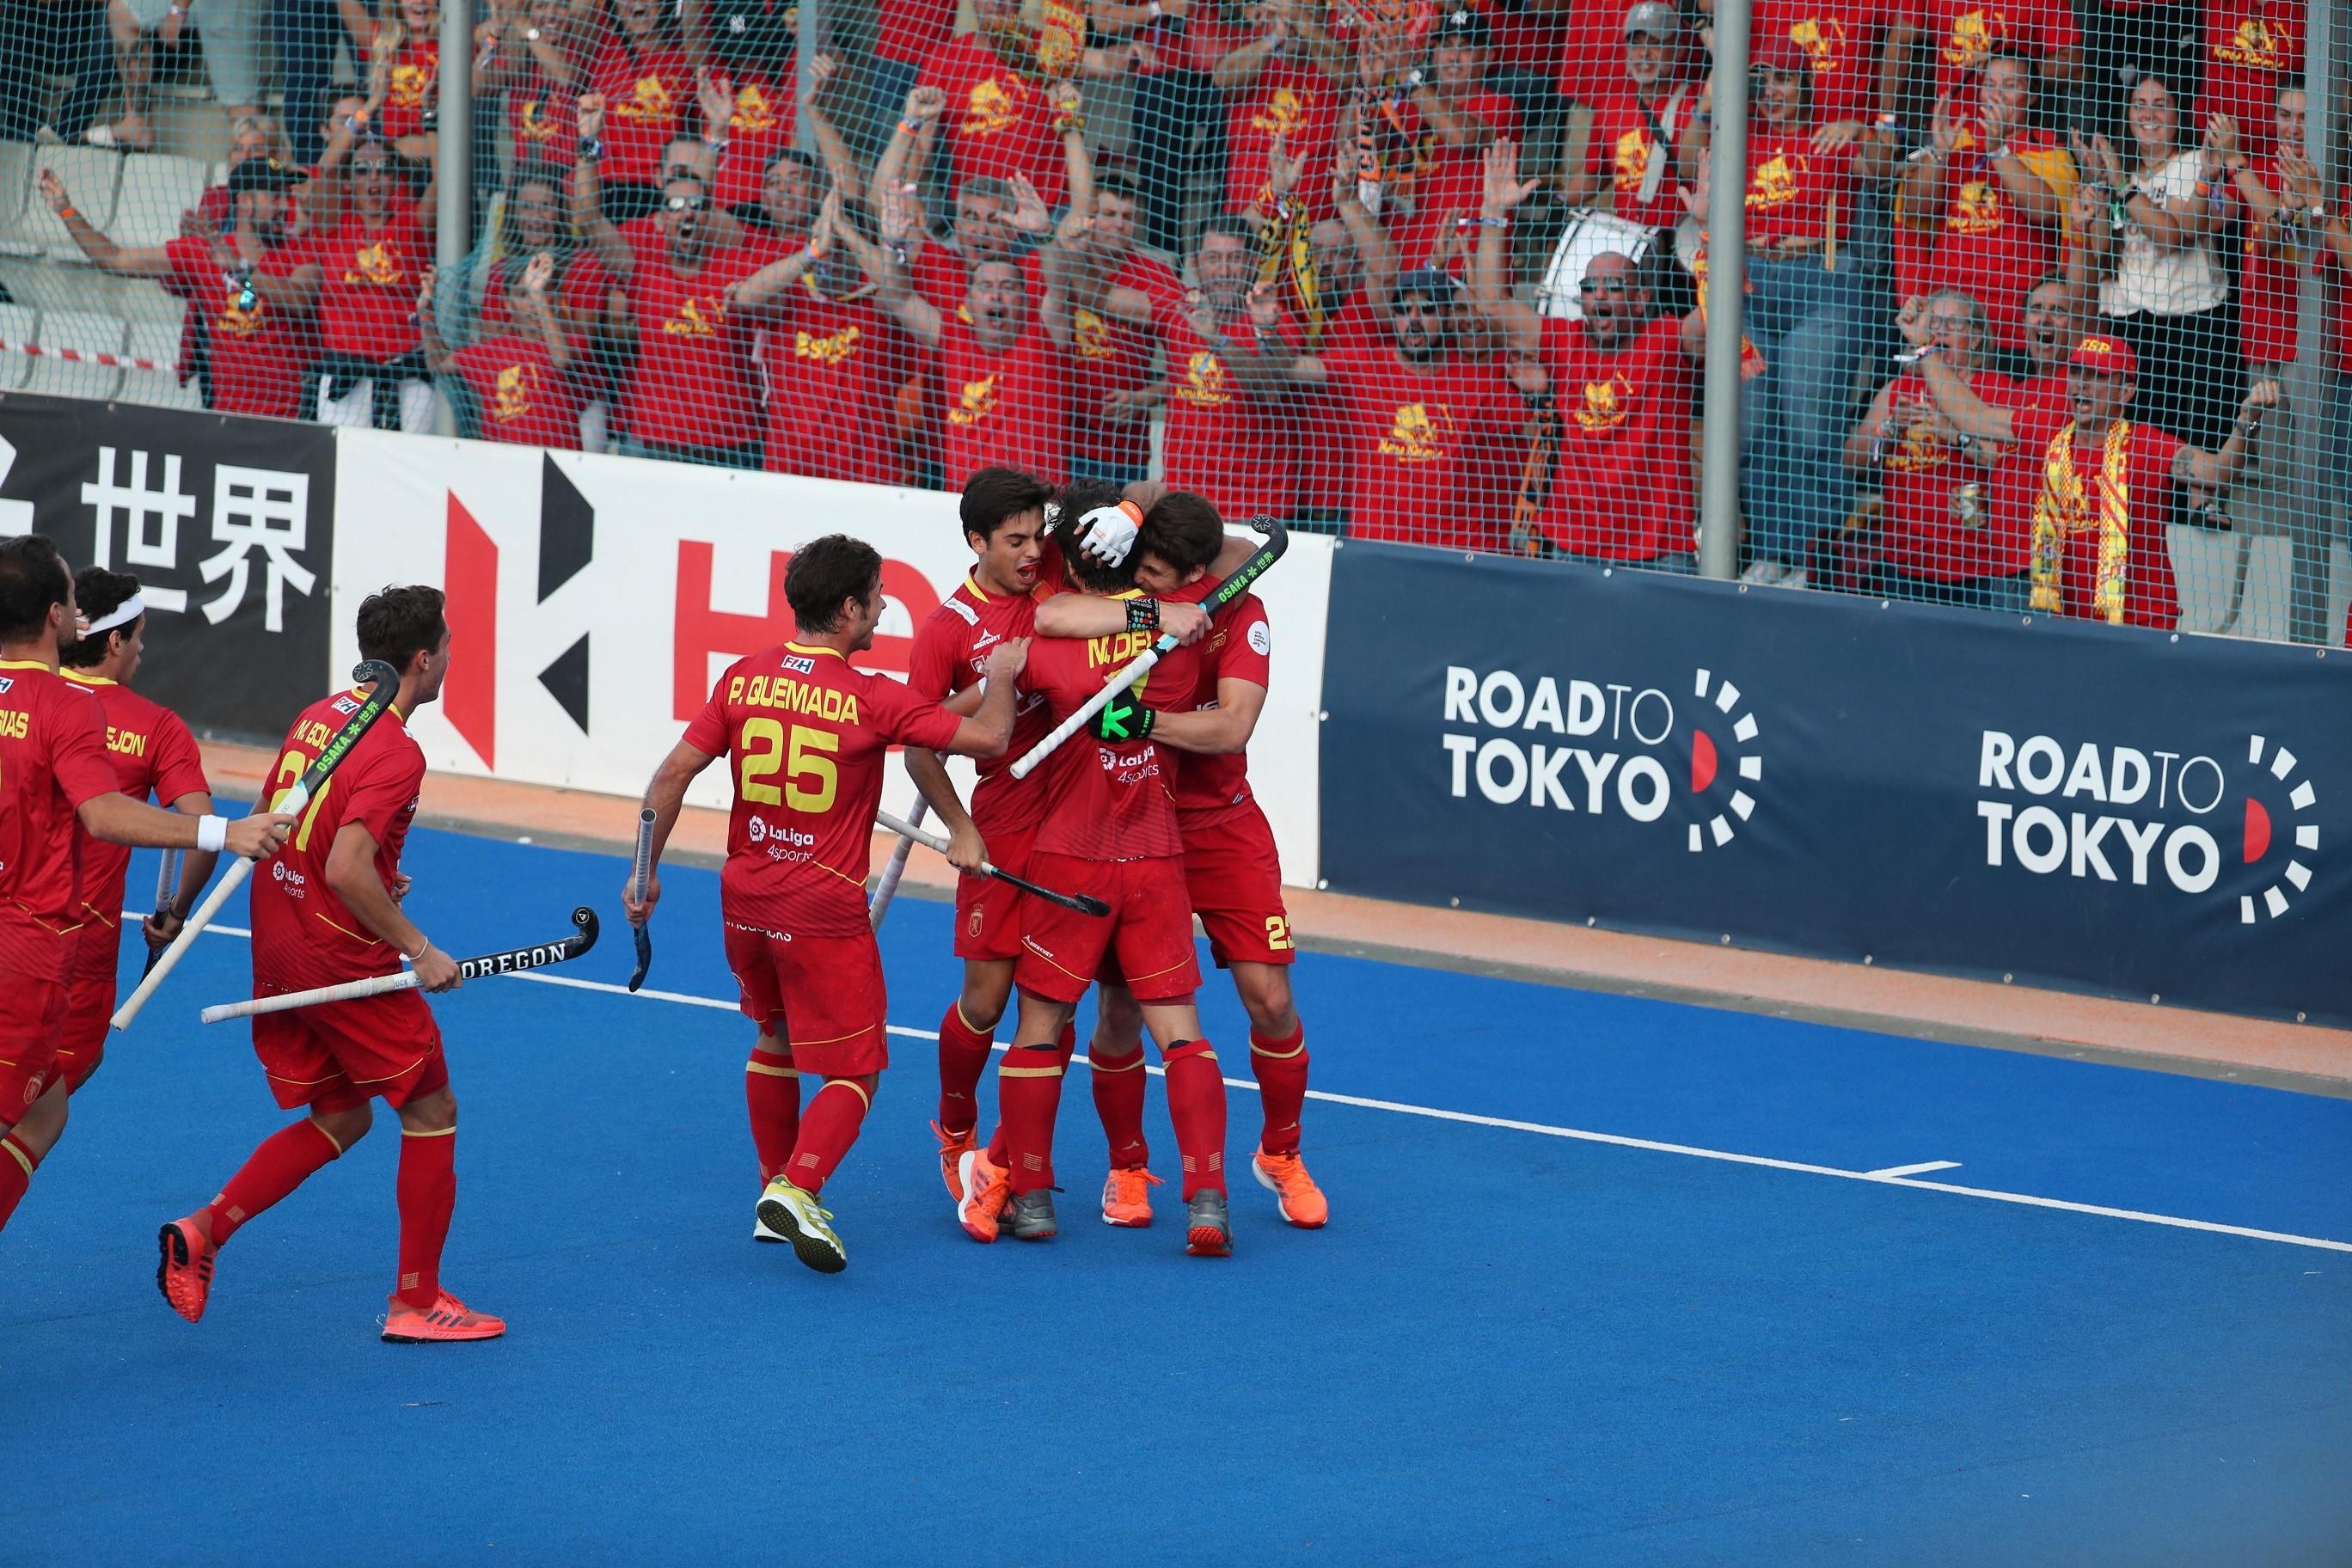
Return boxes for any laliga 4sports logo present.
[1974,730,2318,922]
[1439,664,1763,851]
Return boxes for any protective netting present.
[0,0,2343,638]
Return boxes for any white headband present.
[83,592,146,636]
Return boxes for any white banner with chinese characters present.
[0,394,334,741]
[328,432,1332,885]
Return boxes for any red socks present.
[0,1132,38,1233]
[395,1126,457,1309]
[745,1047,802,1183]
[996,1044,1068,1193]
[987,1020,1073,1172]
[935,1003,995,1139]
[1161,1040,1228,1198]
[787,1079,872,1196]
[1090,1043,1150,1170]
[206,1117,342,1244]
[1248,1024,1310,1157]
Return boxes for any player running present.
[156,586,496,1343]
[57,567,222,1098]
[628,534,1025,1274]
[1,536,291,1238]
[904,467,1210,1201]
[1035,493,1326,1229]
[955,499,1237,1257]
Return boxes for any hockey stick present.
[627,807,655,992]
[113,659,402,1032]
[1008,517,1289,781]
[873,810,1109,917]
[140,848,183,977]
[199,907,600,1024]
[867,794,928,930]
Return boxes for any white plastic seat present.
[0,144,35,258]
[20,309,126,402]
[0,303,36,390]
[20,148,126,261]
[119,316,201,409]
[113,154,213,250]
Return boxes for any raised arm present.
[571,93,634,279]
[2181,378,2278,490]
[848,188,942,346]
[38,170,173,277]
[1895,297,2017,444]
[1472,139,1542,352]
[799,52,865,209]
[874,85,945,203]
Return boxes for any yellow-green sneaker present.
[756,1176,847,1274]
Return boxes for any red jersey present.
[1222,58,1343,219]
[1534,315,1696,559]
[2011,405,2186,628]
[876,0,959,66]
[60,672,208,938]
[907,575,1057,835]
[1913,131,2068,346]
[1393,90,1522,265]
[683,640,962,937]
[1069,253,1185,472]
[1170,592,1271,830]
[1020,616,1204,861]
[1290,292,1381,514]
[708,70,799,212]
[453,334,585,449]
[2204,0,2300,160]
[505,64,579,168]
[1754,0,1895,126]
[1925,0,2077,102]
[0,661,117,962]
[617,228,763,449]
[164,236,315,419]
[2237,155,2313,366]
[1580,89,1694,229]
[934,309,1069,485]
[1485,0,1623,102]
[377,36,440,143]
[758,281,906,486]
[1875,367,2027,580]
[589,38,694,188]
[915,34,1066,209]
[248,690,426,989]
[1743,125,1854,248]
[1326,343,1520,552]
[1160,305,1296,522]
[1984,368,2067,555]
[299,202,432,361]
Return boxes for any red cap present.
[1752,36,1810,76]
[2067,333,2138,377]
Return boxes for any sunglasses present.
[1578,278,1633,295]
[664,194,708,212]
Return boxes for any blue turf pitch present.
[3,827,2349,1565]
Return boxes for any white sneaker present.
[1739,560,1787,585]
[753,1196,787,1243]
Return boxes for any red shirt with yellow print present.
[1742,125,1855,249]
[915,34,1065,209]
[588,38,695,188]
[2204,0,2300,160]
[1069,252,1185,474]
[298,200,432,360]
[1326,343,1520,552]
[60,671,209,943]
[1222,58,1342,220]
[1159,303,1296,523]
[934,308,1069,485]
[453,334,584,449]
[0,662,117,965]
[758,279,907,486]
[163,236,315,419]
[617,226,763,449]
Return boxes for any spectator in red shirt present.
[1565,3,1703,232]
[1207,0,1348,226]
[1054,171,1190,486]
[420,252,586,449]
[573,90,768,468]
[45,158,318,421]
[586,0,696,219]
[685,0,805,212]
[476,0,596,173]
[870,0,961,142]
[1391,7,1521,267]
[1920,0,2079,114]
[1751,0,1914,131]
[277,126,440,432]
[915,0,1070,210]
[356,0,444,162]
[1910,328,2278,628]
[2203,0,2301,159]
[1475,139,1704,567]
[1898,52,2074,349]
[1088,0,1239,255]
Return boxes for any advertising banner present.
[0,394,336,743]
[1320,543,2350,1027]
[329,434,1332,884]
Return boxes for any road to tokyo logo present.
[1440,665,1763,852]
[1975,730,2317,922]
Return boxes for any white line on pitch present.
[1865,1161,1963,1179]
[158,918,2352,1256]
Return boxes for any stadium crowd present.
[11,0,2346,622]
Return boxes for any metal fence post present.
[1697,2,1751,583]
[2286,0,2343,643]
[434,0,475,438]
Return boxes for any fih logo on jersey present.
[1439,665,1763,852]
[0,676,13,695]
[1974,730,2318,922]
[781,655,816,675]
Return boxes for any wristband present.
[897,115,922,136]
[196,814,229,853]
[577,135,603,162]
[704,136,729,154]
[58,205,77,220]
[1125,597,1161,633]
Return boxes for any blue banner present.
[1319,542,2349,1028]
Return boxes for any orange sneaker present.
[381,1291,506,1344]
[1251,1151,1329,1228]
[934,1120,977,1203]
[156,1217,216,1323]
[1099,1166,1162,1228]
[956,1148,1010,1243]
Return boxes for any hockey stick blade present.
[627,807,655,992]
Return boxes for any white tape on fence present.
[329,432,1330,885]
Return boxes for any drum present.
[1538,207,1664,321]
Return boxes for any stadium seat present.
[19,148,125,261]
[119,318,199,410]
[119,276,190,326]
[0,144,36,259]
[21,309,126,402]
[113,154,212,250]
[0,303,35,390]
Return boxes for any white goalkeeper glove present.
[1077,500,1143,567]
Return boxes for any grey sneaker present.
[1184,1189,1232,1257]
[1007,1188,1058,1241]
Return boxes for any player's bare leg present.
[0,1079,70,1234]
[1088,984,1160,1227]
[380,1086,505,1343]
[1137,995,1231,1258]
[933,959,1014,1201]
[758,1070,878,1274]
[1232,962,1325,1228]
[744,1028,802,1240]
[159,1100,369,1324]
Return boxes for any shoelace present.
[1108,1169,1164,1202]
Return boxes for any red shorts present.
[56,916,123,1079]
[1182,805,1295,969]
[0,917,71,1117]
[1016,852,1200,1005]
[723,922,891,1077]
[955,817,1037,963]
[251,983,448,1113]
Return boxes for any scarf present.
[1510,388,1561,555]
[2031,418,2133,623]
